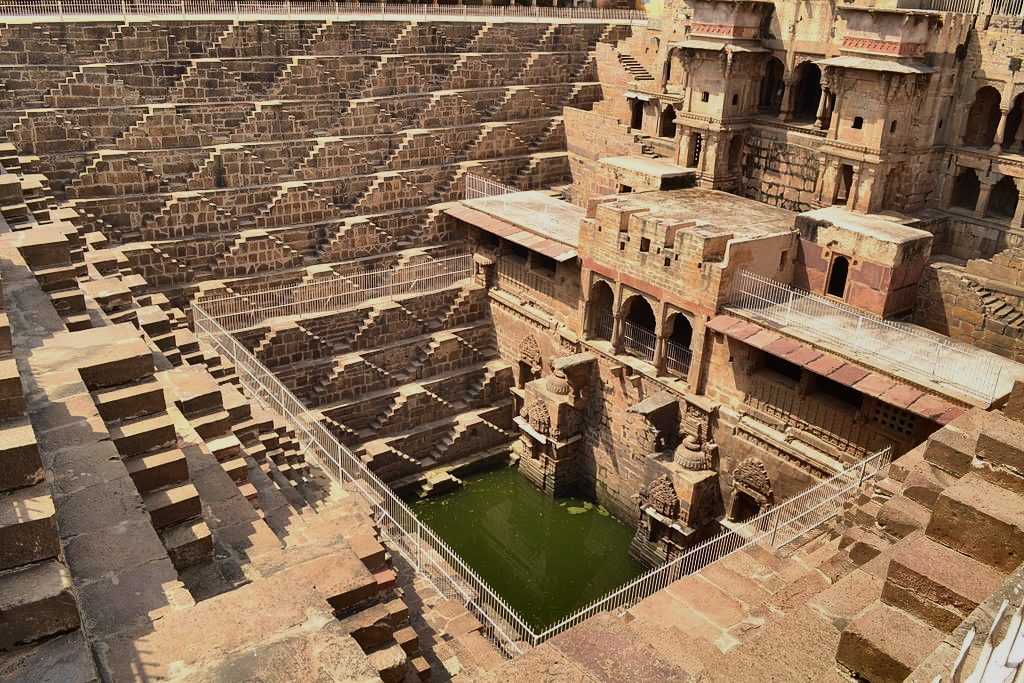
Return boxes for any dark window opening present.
[507,241,530,262]
[792,62,822,122]
[963,86,1002,148]
[619,184,633,193]
[836,164,854,205]
[826,255,850,298]
[732,93,739,106]
[701,91,710,102]
[988,176,1019,219]
[778,250,788,270]
[668,314,692,348]
[589,281,615,340]
[659,105,677,138]
[639,237,651,253]
[530,253,557,277]
[814,376,863,409]
[763,354,802,383]
[630,99,644,130]
[951,169,981,211]
[759,57,785,115]
[889,120,898,134]
[852,116,864,129]
[479,231,499,249]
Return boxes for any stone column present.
[679,129,694,168]
[938,170,956,208]
[611,313,624,353]
[976,175,997,218]
[828,88,844,140]
[1012,178,1024,229]
[815,89,829,129]
[992,108,1011,153]
[780,76,796,121]
[846,164,861,209]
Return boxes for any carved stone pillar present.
[780,76,796,121]
[815,89,829,129]
[1012,178,1024,229]
[976,175,997,218]
[611,313,624,352]
[992,108,1011,153]
[652,329,668,376]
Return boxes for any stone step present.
[876,494,930,540]
[191,409,232,440]
[143,483,202,531]
[220,456,248,484]
[0,559,81,651]
[836,603,943,682]
[394,625,420,657]
[0,483,59,572]
[64,313,92,332]
[0,357,25,421]
[92,378,165,423]
[0,417,43,493]
[108,412,177,458]
[207,433,243,462]
[124,447,189,495]
[926,473,1024,572]
[881,533,1004,633]
[367,643,408,683]
[161,518,213,571]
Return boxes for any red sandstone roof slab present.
[935,406,967,425]
[828,363,870,387]
[707,314,742,334]
[804,352,846,375]
[445,205,577,262]
[744,329,782,350]
[852,372,898,398]
[783,344,822,366]
[880,383,925,409]
[906,393,951,419]
[727,321,762,341]
[764,337,801,357]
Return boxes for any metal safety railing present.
[530,444,893,643]
[0,0,647,22]
[728,270,1007,404]
[198,252,473,332]
[620,318,655,362]
[494,257,557,304]
[664,338,691,378]
[193,267,895,652]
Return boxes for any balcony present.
[727,271,1024,405]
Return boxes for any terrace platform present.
[448,190,583,261]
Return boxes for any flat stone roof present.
[598,188,796,239]
[461,190,583,248]
[599,156,694,178]
[800,206,933,244]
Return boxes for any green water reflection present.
[411,467,646,630]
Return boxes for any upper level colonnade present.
[0,0,648,24]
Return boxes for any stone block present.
[143,482,201,530]
[926,474,1024,572]
[0,559,80,651]
[876,495,929,539]
[0,483,59,571]
[836,603,943,683]
[92,379,165,423]
[922,422,975,477]
[161,519,213,570]
[124,448,189,494]
[109,413,177,458]
[0,418,43,493]
[881,534,1004,632]
[0,357,25,421]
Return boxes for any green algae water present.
[411,467,645,630]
